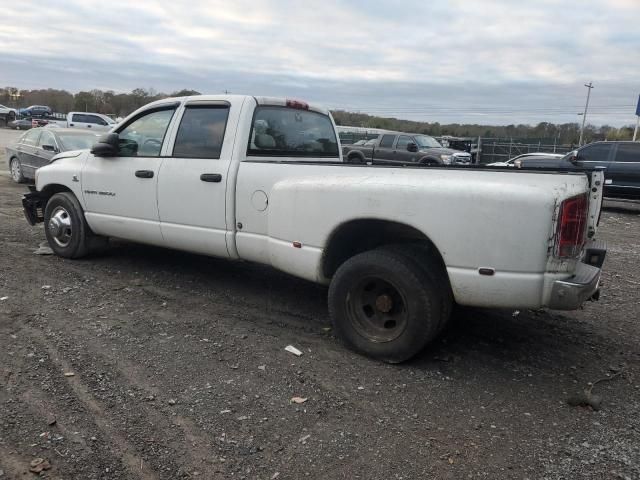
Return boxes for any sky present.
[1,0,639,126]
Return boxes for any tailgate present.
[586,169,605,239]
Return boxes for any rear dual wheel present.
[328,246,452,363]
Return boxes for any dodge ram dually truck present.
[342,131,472,165]
[22,95,607,363]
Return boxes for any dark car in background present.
[517,141,640,199]
[19,105,53,117]
[6,128,102,183]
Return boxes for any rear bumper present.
[22,189,47,225]
[548,242,606,310]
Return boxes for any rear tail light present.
[286,99,309,110]
[555,194,588,258]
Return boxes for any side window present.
[173,106,230,159]
[579,143,612,162]
[379,135,395,148]
[38,131,55,148]
[247,106,339,158]
[614,144,640,163]
[85,115,105,125]
[22,129,41,146]
[396,136,412,149]
[71,113,85,122]
[117,108,175,157]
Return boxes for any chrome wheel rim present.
[48,206,73,247]
[10,159,21,182]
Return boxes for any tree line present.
[0,87,201,119]
[331,111,636,145]
[1,86,634,144]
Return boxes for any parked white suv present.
[0,104,17,125]
[22,95,607,362]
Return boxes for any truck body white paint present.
[34,95,605,310]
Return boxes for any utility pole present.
[578,82,594,146]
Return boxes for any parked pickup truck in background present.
[44,112,116,131]
[23,95,606,363]
[342,131,472,165]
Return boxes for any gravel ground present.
[1,126,639,479]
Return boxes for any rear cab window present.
[247,106,338,158]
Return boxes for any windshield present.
[414,135,442,148]
[58,132,102,151]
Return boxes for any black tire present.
[44,192,108,259]
[419,157,439,165]
[9,157,25,183]
[347,153,366,164]
[328,247,451,363]
[388,243,453,334]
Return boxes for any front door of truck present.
[394,135,415,163]
[157,99,242,257]
[81,105,177,245]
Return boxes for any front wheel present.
[328,247,451,363]
[44,192,108,258]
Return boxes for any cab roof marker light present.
[286,100,309,110]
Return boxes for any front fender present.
[36,151,89,209]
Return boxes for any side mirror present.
[42,144,58,152]
[407,142,418,152]
[567,150,579,164]
[90,132,119,157]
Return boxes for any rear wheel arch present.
[321,218,448,280]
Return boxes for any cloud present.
[1,0,638,125]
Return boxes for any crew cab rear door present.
[156,98,244,257]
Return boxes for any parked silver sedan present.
[6,128,102,183]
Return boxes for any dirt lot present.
[1,127,639,479]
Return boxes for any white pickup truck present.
[44,112,116,131]
[22,95,607,362]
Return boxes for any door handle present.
[200,173,222,182]
[87,125,92,128]
[69,124,74,127]
[135,170,154,178]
